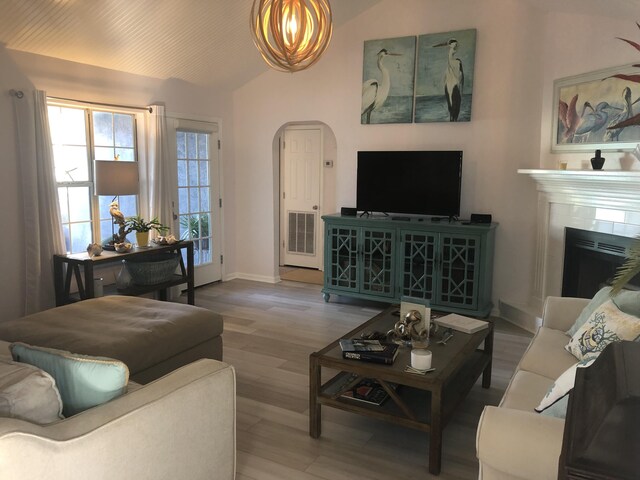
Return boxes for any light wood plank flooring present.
[188,279,532,480]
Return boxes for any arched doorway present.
[274,121,337,281]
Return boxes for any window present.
[48,104,139,253]
[177,131,212,265]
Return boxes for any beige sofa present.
[0,297,235,479]
[476,296,589,480]
[0,340,236,479]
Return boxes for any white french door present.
[170,119,222,286]
[281,126,322,269]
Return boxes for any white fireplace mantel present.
[500,170,640,332]
[518,169,640,211]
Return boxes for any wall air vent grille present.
[288,211,315,255]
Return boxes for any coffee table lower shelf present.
[310,348,492,475]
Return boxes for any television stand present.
[322,214,497,317]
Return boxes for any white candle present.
[411,349,432,370]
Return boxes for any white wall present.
[0,48,235,320]
[232,0,545,310]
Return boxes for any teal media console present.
[322,214,497,317]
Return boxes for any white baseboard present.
[223,272,280,284]
[498,298,543,334]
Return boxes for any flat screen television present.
[356,151,463,217]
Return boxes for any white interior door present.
[282,127,322,269]
[171,118,222,286]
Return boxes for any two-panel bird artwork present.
[361,29,477,125]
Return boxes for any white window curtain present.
[146,104,173,234]
[12,89,65,314]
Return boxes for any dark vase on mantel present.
[591,149,605,170]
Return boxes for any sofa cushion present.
[516,327,577,380]
[0,296,223,376]
[567,287,640,336]
[11,342,129,417]
[0,359,63,424]
[565,300,640,361]
[500,370,554,412]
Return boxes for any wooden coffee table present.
[309,306,493,475]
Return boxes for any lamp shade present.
[94,160,140,196]
[250,0,333,72]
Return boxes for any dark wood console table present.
[53,241,195,306]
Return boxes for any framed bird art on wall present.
[414,28,477,123]
[552,63,640,152]
[361,35,416,125]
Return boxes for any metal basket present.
[124,252,180,286]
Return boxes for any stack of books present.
[435,313,489,334]
[328,372,398,406]
[339,338,399,365]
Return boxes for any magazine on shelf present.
[328,372,398,406]
[339,338,385,352]
[435,313,489,334]
[342,342,399,365]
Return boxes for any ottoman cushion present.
[0,297,223,376]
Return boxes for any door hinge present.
[283,192,286,199]
[282,140,286,149]
[217,139,221,150]
[220,255,224,264]
[219,198,222,208]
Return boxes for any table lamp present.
[94,160,140,250]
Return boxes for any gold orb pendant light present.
[250,0,333,72]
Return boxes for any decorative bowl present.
[114,242,133,253]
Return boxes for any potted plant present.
[611,237,640,295]
[125,216,169,247]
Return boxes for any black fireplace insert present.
[562,227,640,298]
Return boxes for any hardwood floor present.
[189,279,532,479]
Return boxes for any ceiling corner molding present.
[518,169,640,211]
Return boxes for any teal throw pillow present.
[10,342,129,417]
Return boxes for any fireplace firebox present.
[562,227,639,298]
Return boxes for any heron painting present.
[361,36,416,124]
[415,29,477,123]
[552,63,640,152]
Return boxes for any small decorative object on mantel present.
[591,149,605,170]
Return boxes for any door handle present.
[312,205,319,210]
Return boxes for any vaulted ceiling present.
[0,0,382,90]
[0,0,637,91]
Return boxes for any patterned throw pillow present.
[565,300,640,361]
[535,358,594,418]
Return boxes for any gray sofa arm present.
[476,406,565,480]
[541,296,589,332]
[0,359,236,480]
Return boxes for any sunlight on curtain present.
[13,90,65,314]
[147,105,173,233]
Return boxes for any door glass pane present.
[176,130,213,267]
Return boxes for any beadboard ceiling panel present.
[0,0,382,89]
[0,0,636,90]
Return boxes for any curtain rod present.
[47,95,152,113]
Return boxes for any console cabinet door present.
[400,230,438,302]
[360,228,396,298]
[325,225,359,293]
[437,234,480,310]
